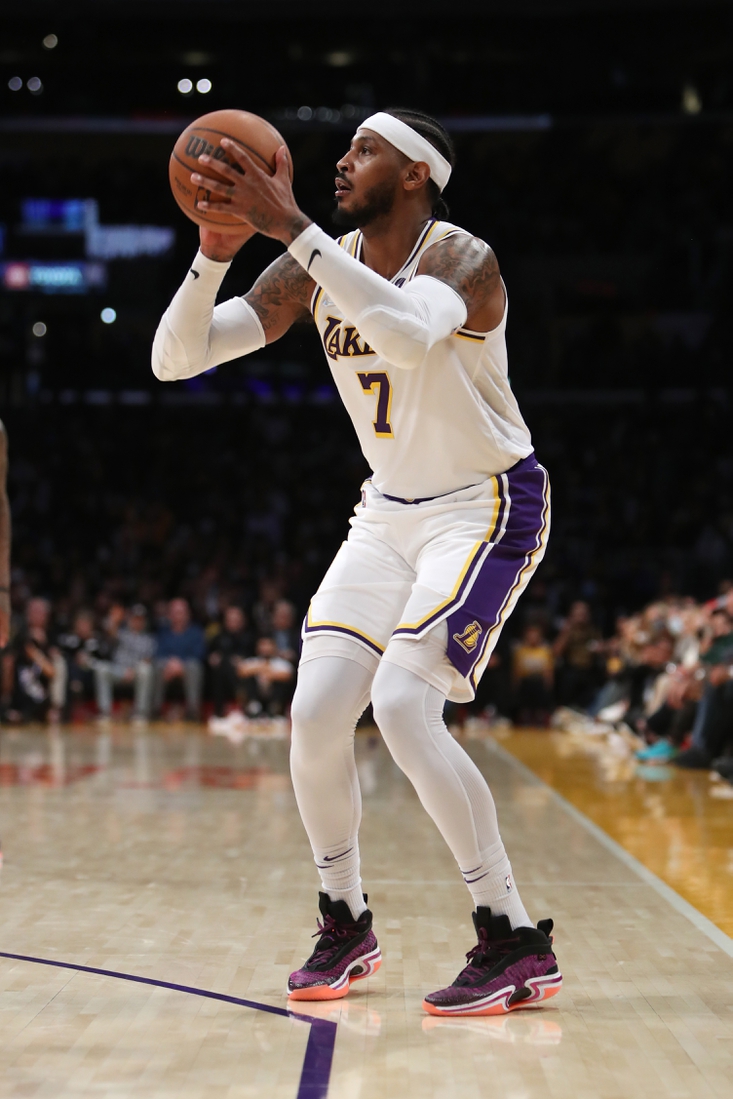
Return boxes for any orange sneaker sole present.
[422,972,562,1017]
[288,951,382,1001]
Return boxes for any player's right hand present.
[199,224,257,263]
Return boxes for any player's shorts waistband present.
[377,453,537,505]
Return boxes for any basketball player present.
[0,420,10,651]
[152,110,561,1016]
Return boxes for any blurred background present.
[2,0,733,735]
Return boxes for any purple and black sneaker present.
[423,908,562,1016]
[287,892,381,1001]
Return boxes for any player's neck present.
[359,208,434,281]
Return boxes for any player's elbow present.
[151,319,196,381]
[357,306,429,371]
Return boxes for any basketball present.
[168,109,291,233]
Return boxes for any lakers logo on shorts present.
[452,620,483,653]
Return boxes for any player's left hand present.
[192,142,311,245]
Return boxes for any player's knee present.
[371,662,425,766]
[289,681,330,745]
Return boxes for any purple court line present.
[0,950,336,1099]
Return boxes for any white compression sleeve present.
[151,249,266,382]
[288,223,467,370]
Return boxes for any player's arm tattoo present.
[244,252,316,337]
[418,235,503,327]
[0,420,11,649]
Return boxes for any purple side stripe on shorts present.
[391,476,509,640]
[445,457,550,683]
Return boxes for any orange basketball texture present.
[169,109,291,233]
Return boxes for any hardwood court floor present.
[0,721,732,1098]
[498,726,733,939]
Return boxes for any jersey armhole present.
[418,231,508,337]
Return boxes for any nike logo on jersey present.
[190,268,200,279]
[307,248,322,272]
[321,315,375,361]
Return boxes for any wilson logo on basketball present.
[185,136,229,163]
[453,621,483,653]
[321,316,375,362]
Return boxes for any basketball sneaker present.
[422,908,561,1016]
[287,893,381,1001]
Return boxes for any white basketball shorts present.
[300,454,551,702]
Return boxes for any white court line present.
[487,737,733,960]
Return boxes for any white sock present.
[314,839,367,920]
[460,838,532,929]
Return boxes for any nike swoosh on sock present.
[316,847,353,866]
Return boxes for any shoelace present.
[456,927,520,983]
[310,914,356,960]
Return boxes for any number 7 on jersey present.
[357,371,394,438]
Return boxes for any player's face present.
[333,130,404,228]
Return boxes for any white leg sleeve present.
[371,660,532,929]
[151,250,265,381]
[288,224,466,370]
[289,655,374,918]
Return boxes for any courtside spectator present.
[553,601,603,709]
[58,609,112,719]
[675,608,733,769]
[238,636,294,718]
[271,599,298,662]
[95,604,155,722]
[1,597,64,724]
[511,625,554,725]
[252,578,283,636]
[154,598,205,720]
[207,605,254,717]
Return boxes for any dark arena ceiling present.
[2,0,733,122]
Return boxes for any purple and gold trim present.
[467,464,551,687]
[311,285,325,323]
[443,456,551,687]
[303,609,385,656]
[455,329,487,342]
[391,476,508,640]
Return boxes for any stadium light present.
[196,78,212,94]
[682,83,702,114]
[100,307,117,324]
[177,78,193,95]
[42,34,58,49]
[32,322,47,338]
[8,77,22,91]
[27,77,43,94]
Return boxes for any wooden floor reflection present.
[498,726,733,938]
[0,720,732,1098]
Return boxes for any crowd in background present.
[5,577,733,785]
[501,590,733,781]
[2,394,733,774]
[1,590,298,730]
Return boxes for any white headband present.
[358,112,452,193]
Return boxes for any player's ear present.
[403,161,432,192]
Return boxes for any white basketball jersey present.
[310,219,533,500]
